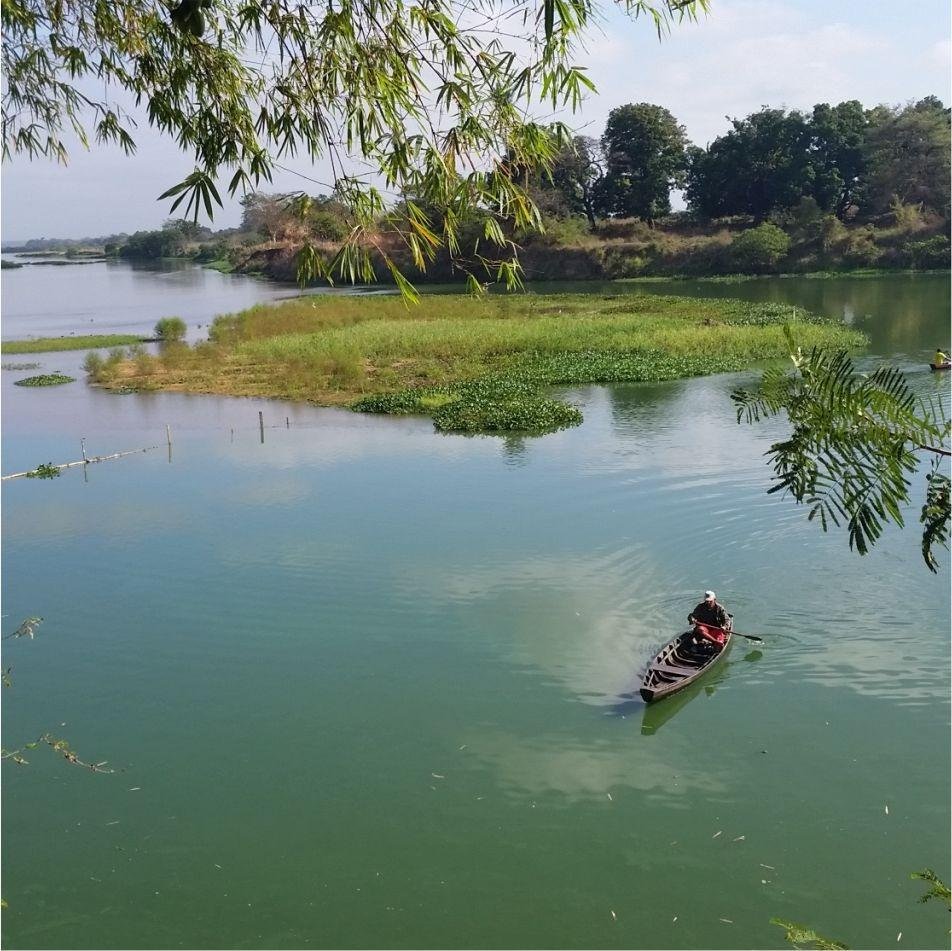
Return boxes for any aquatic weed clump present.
[508,349,745,386]
[14,373,75,387]
[352,349,746,435]
[353,375,583,435]
[352,390,435,415]
[432,393,582,434]
[719,301,824,326]
[24,462,61,478]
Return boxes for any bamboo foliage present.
[2,0,707,292]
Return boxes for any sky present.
[1,0,949,241]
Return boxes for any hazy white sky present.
[1,0,949,241]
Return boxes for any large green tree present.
[863,96,951,218]
[598,102,688,225]
[686,107,814,220]
[809,100,868,219]
[2,0,706,290]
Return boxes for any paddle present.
[700,622,763,644]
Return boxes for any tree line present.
[14,96,949,281]
[540,96,950,229]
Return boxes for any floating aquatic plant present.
[14,373,74,387]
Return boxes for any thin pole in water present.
[81,437,88,463]
[259,411,264,444]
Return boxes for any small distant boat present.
[640,625,733,703]
[929,361,951,372]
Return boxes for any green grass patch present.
[96,291,867,435]
[2,334,146,354]
[2,362,41,370]
[203,258,235,273]
[14,373,75,387]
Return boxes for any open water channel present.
[1,261,949,949]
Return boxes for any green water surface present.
[2,271,949,950]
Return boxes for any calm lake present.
[2,262,949,950]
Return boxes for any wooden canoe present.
[930,362,951,372]
[640,628,733,703]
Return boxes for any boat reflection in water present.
[640,675,725,735]
[603,647,763,734]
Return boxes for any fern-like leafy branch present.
[733,328,951,571]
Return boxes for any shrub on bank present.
[83,347,129,383]
[154,317,187,342]
[843,226,881,268]
[903,235,951,269]
[729,224,791,273]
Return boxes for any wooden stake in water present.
[286,416,290,429]
[166,425,173,447]
[81,437,88,463]
[259,411,264,444]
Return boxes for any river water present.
[1,262,949,950]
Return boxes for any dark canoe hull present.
[640,630,733,703]
[930,362,951,372]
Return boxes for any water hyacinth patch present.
[14,373,75,387]
[433,393,582,434]
[353,349,747,434]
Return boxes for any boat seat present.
[649,662,689,678]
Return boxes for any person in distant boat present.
[687,590,731,651]
[933,347,949,368]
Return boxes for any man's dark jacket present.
[689,600,729,627]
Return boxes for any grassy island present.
[88,292,865,434]
[1,334,148,354]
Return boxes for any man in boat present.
[933,347,949,369]
[687,590,731,651]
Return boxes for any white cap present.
[704,590,716,601]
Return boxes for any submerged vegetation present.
[1,334,145,354]
[89,292,865,434]
[13,373,74,387]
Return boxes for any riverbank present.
[88,292,865,434]
[223,213,950,286]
